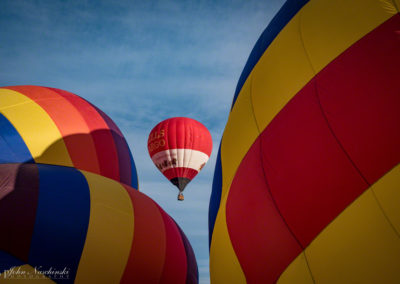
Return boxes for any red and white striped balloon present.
[148,117,212,200]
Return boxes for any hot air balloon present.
[0,86,198,283]
[209,1,400,283]
[148,117,212,201]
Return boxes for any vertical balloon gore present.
[148,117,212,200]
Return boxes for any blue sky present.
[1,0,284,282]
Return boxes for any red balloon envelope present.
[148,117,212,200]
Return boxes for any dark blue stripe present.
[129,149,138,190]
[28,164,90,283]
[231,0,309,109]
[208,144,222,248]
[0,113,33,163]
[174,221,199,284]
[0,250,24,275]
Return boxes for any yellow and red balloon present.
[209,1,400,283]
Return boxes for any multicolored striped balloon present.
[0,85,137,188]
[148,117,212,200]
[209,1,400,283]
[0,86,198,283]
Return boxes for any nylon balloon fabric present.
[0,86,198,283]
[0,85,137,189]
[209,1,400,283]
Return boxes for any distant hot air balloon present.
[148,117,212,201]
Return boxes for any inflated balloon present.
[0,86,198,283]
[148,117,212,201]
[209,1,400,283]
[0,85,137,189]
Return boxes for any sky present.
[1,0,285,282]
